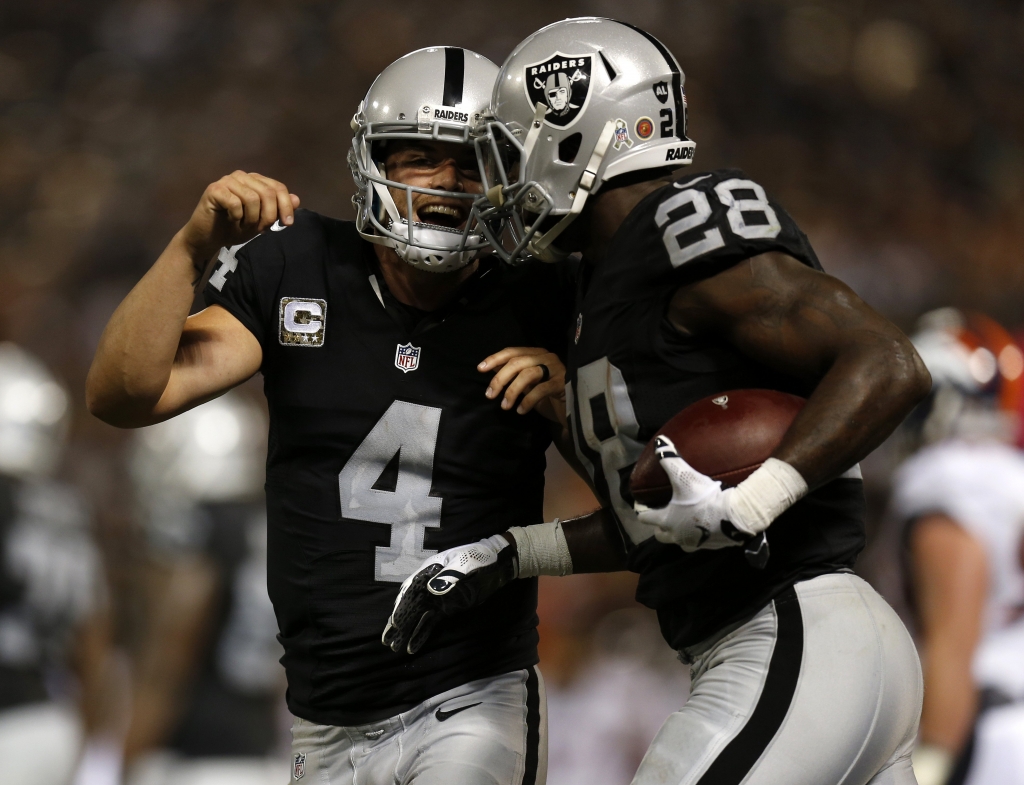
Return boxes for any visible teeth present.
[420,205,462,218]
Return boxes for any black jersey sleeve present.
[613,169,822,296]
[200,211,328,348]
[202,238,278,348]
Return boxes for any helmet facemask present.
[475,19,699,264]
[475,106,620,263]
[348,47,502,274]
[351,122,497,273]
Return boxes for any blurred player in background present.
[538,574,688,785]
[537,446,688,785]
[122,391,286,785]
[388,18,931,785]
[0,343,121,785]
[87,47,571,785]
[890,309,1024,785]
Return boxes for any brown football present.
[629,389,805,508]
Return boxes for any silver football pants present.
[634,572,923,785]
[0,702,83,785]
[289,667,547,785]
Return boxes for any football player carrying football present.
[386,19,932,785]
[87,47,571,785]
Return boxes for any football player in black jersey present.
[121,393,285,783]
[0,345,120,785]
[386,20,932,785]
[87,48,571,785]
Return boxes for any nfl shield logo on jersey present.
[293,752,306,780]
[394,342,421,373]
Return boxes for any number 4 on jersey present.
[338,401,443,582]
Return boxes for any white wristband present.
[728,458,808,535]
[506,520,573,578]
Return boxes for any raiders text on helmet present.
[349,47,499,273]
[477,18,696,262]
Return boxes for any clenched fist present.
[179,171,300,261]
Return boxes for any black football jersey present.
[0,476,102,710]
[565,169,866,650]
[149,502,283,757]
[203,210,571,725]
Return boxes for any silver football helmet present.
[129,391,267,504]
[0,343,69,478]
[478,18,697,262]
[349,47,499,273]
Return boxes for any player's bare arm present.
[85,171,298,427]
[467,237,931,574]
[667,251,932,489]
[909,514,987,754]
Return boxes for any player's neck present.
[373,245,479,312]
[579,178,673,265]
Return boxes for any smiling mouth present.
[417,203,468,230]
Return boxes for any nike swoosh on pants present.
[435,702,482,721]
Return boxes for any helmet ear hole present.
[558,133,583,163]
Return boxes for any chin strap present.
[526,119,616,261]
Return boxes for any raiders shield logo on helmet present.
[524,52,593,129]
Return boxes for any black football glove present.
[381,534,519,655]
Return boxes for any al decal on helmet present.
[524,52,592,128]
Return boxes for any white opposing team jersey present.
[546,655,689,785]
[892,440,1024,693]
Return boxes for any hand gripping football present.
[630,389,806,508]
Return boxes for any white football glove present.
[635,436,756,550]
[382,534,517,655]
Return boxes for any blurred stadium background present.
[0,0,1022,783]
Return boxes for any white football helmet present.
[477,18,697,262]
[129,391,267,504]
[349,47,499,273]
[0,343,69,478]
[910,308,1023,444]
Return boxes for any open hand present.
[478,347,565,417]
